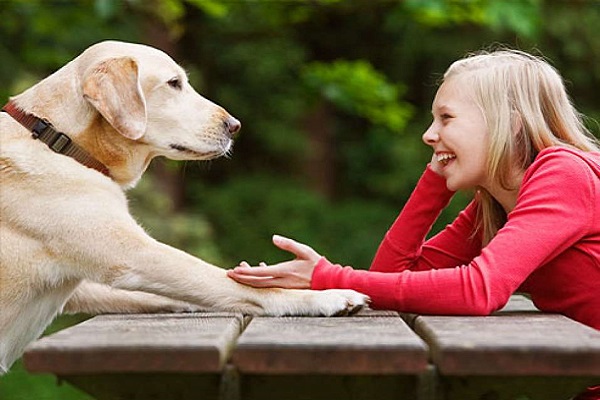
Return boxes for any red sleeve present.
[370,165,481,273]
[312,150,594,315]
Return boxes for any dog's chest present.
[0,277,79,373]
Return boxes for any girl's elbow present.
[469,303,499,316]
[466,289,511,316]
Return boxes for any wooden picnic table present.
[23,295,600,400]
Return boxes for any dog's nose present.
[225,116,241,136]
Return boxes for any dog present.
[0,40,369,374]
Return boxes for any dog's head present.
[78,41,240,162]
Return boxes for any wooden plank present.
[353,308,400,317]
[23,313,243,374]
[232,316,428,375]
[495,294,539,313]
[400,295,537,330]
[415,311,600,376]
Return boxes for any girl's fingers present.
[272,235,318,260]
[232,265,275,277]
[227,262,311,289]
[234,261,270,275]
[228,273,304,289]
[232,261,297,278]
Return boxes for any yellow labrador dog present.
[0,41,369,374]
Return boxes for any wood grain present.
[232,316,428,374]
[415,312,600,376]
[23,313,243,374]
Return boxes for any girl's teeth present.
[437,153,456,165]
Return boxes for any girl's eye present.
[441,113,453,120]
[167,78,182,90]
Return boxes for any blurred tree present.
[174,0,549,265]
[2,1,599,399]
[0,0,142,101]
[3,0,597,267]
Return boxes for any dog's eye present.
[167,77,182,90]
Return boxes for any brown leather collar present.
[2,101,110,177]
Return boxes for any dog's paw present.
[305,289,371,317]
[248,288,370,317]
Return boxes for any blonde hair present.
[443,49,600,244]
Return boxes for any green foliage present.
[186,0,229,18]
[129,173,226,265]
[0,360,93,400]
[1,1,599,397]
[485,0,541,38]
[201,174,326,265]
[302,60,413,132]
[339,126,427,199]
[200,174,397,268]
[405,0,488,26]
[0,0,141,102]
[405,0,542,38]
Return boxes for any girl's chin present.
[445,181,459,192]
[445,176,481,192]
[444,177,466,192]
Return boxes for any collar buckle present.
[31,119,52,139]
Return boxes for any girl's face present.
[422,77,491,192]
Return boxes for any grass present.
[0,315,93,400]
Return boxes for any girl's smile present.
[436,152,457,167]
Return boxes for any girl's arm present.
[227,164,480,291]
[313,151,594,314]
[370,164,482,273]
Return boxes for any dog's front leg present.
[63,280,207,315]
[25,192,368,317]
[96,238,368,317]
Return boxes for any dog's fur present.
[0,41,368,374]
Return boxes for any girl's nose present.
[422,124,439,146]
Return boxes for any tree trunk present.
[303,101,336,200]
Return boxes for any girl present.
[228,51,600,330]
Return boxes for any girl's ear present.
[82,57,147,140]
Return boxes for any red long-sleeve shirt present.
[312,147,600,329]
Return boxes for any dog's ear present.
[83,57,147,140]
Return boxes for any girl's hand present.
[429,152,444,176]
[226,235,321,289]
